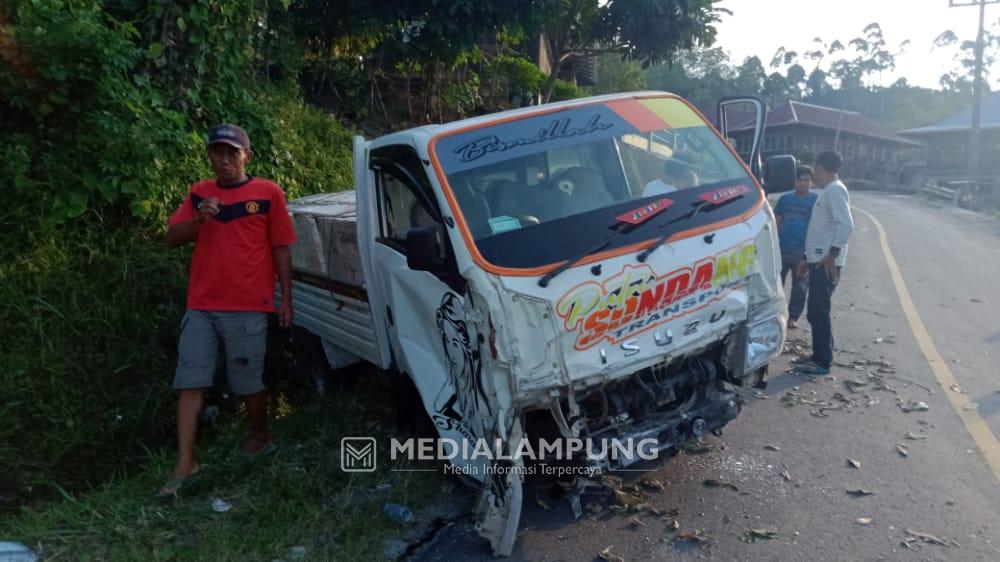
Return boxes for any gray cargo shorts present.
[173,310,268,395]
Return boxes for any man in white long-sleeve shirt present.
[793,150,854,375]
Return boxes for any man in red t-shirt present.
[160,123,296,497]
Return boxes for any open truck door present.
[360,143,523,555]
[360,143,496,456]
[717,96,795,193]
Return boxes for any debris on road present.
[899,400,930,413]
[846,488,876,497]
[896,444,910,457]
[599,545,625,562]
[904,431,927,441]
[847,458,862,469]
[629,516,646,528]
[782,468,792,481]
[950,384,968,394]
[764,444,780,451]
[963,402,979,411]
[740,528,778,543]
[668,519,680,530]
[673,529,711,544]
[640,478,665,491]
[211,498,233,513]
[903,529,953,548]
[844,379,868,393]
[856,517,873,525]
[702,479,739,491]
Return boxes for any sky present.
[715,0,1000,89]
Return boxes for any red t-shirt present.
[168,177,297,312]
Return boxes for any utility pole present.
[950,0,999,186]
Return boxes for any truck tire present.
[292,329,334,397]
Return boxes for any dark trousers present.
[807,263,840,368]
[780,259,808,321]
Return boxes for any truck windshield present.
[431,96,761,269]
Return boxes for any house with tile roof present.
[726,100,921,184]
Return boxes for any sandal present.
[240,439,278,459]
[157,467,201,499]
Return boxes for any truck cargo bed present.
[282,191,380,367]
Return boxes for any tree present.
[733,55,766,94]
[536,0,722,102]
[591,53,647,94]
[933,25,1000,94]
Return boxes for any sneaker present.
[787,318,798,329]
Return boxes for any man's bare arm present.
[273,245,293,328]
[166,197,219,247]
[166,220,201,247]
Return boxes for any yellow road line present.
[855,206,1000,483]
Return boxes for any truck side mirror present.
[406,227,445,272]
[764,155,796,194]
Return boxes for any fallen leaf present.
[950,384,968,394]
[846,488,876,497]
[847,458,862,469]
[856,517,873,525]
[599,545,625,562]
[536,498,550,511]
[764,444,780,451]
[702,479,739,491]
[741,528,779,542]
[905,529,950,547]
[629,516,646,527]
[896,444,909,457]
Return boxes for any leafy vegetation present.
[0,0,354,505]
[4,380,446,561]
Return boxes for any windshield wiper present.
[636,194,745,262]
[538,222,629,287]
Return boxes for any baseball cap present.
[208,123,251,150]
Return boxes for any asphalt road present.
[407,192,1000,562]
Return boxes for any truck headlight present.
[745,317,783,371]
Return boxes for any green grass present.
[2,381,446,561]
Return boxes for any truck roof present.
[376,90,677,146]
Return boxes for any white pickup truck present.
[282,92,794,555]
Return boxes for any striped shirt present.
[804,179,853,266]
